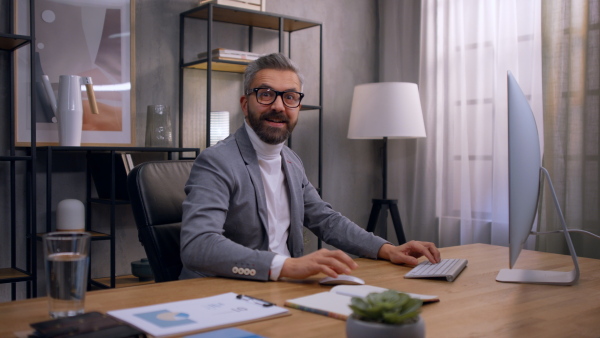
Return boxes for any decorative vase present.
[346,315,425,338]
[131,258,154,281]
[56,199,85,231]
[145,105,173,147]
[41,74,98,146]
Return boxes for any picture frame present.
[15,0,136,146]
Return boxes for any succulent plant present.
[349,290,423,325]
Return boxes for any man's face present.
[240,69,302,144]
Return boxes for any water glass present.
[145,105,173,147]
[43,232,91,318]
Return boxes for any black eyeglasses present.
[246,87,304,108]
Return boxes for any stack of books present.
[198,0,265,12]
[197,48,264,62]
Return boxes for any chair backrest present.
[127,160,193,282]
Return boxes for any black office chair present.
[127,160,194,283]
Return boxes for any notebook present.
[284,284,439,320]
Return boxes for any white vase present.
[56,75,83,146]
[346,315,425,338]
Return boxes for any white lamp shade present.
[348,82,426,139]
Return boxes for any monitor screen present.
[506,70,542,269]
[498,71,579,285]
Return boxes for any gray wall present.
[0,0,381,301]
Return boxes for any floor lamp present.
[347,82,426,244]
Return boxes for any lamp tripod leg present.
[388,201,406,244]
[365,199,407,245]
[366,200,383,233]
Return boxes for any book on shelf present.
[90,152,168,201]
[284,284,439,321]
[198,0,265,12]
[108,292,289,337]
[197,48,264,61]
[89,152,130,201]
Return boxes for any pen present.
[236,294,274,307]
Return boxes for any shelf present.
[300,104,322,111]
[36,231,112,243]
[184,59,250,73]
[91,275,154,290]
[183,4,320,32]
[90,198,131,206]
[0,155,32,161]
[0,33,31,51]
[0,268,32,283]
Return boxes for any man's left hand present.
[377,241,441,266]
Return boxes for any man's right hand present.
[279,248,358,280]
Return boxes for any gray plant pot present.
[346,315,425,338]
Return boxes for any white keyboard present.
[404,258,468,282]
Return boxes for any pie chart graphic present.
[156,311,190,321]
[135,309,196,328]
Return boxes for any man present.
[180,53,440,281]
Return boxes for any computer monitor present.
[495,71,580,285]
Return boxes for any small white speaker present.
[56,199,85,231]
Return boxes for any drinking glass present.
[145,105,173,147]
[43,232,91,318]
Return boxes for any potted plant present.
[346,290,425,338]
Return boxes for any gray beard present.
[246,109,295,145]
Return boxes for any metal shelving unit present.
[178,4,324,195]
[39,147,199,289]
[0,0,37,300]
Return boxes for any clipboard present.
[108,292,289,337]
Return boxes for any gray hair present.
[243,53,304,93]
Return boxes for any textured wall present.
[0,0,380,301]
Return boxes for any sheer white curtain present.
[539,0,600,259]
[379,0,543,246]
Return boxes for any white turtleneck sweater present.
[244,122,290,280]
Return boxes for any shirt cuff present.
[269,254,289,281]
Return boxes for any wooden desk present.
[1,244,599,337]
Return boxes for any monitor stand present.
[496,167,580,286]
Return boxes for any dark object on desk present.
[29,311,145,338]
[127,160,193,282]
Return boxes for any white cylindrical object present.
[56,199,85,231]
[348,82,426,139]
[57,75,83,146]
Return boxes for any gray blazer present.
[179,125,388,281]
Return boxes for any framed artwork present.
[15,0,136,146]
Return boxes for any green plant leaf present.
[349,290,423,324]
[381,298,423,324]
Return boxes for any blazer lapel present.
[234,126,269,234]
[281,150,304,257]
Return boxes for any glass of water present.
[43,232,91,318]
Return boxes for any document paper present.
[108,292,289,337]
